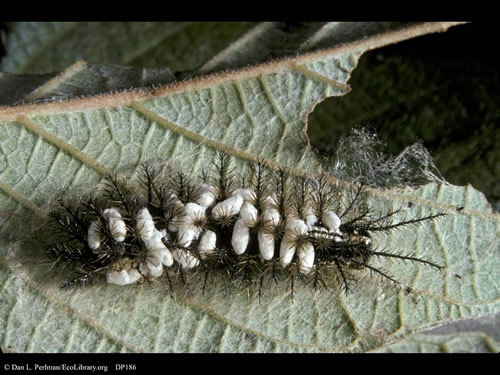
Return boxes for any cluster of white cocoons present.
[101,181,344,285]
[88,208,126,251]
[174,202,205,269]
[171,184,219,268]
[85,208,137,286]
[213,188,343,275]
[278,210,342,273]
[106,207,180,285]
[103,183,219,285]
[229,190,279,261]
[136,208,173,277]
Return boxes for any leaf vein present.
[15,117,110,176]
[294,64,351,93]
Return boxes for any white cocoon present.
[148,239,174,267]
[304,214,318,229]
[232,188,254,202]
[127,268,142,284]
[106,270,129,285]
[298,242,315,274]
[303,205,318,229]
[196,184,217,207]
[262,207,280,226]
[161,248,174,267]
[279,236,296,267]
[212,194,244,219]
[231,218,250,255]
[285,219,308,234]
[322,211,341,232]
[177,226,197,247]
[298,204,316,229]
[168,200,185,232]
[181,203,206,238]
[140,261,163,278]
[103,208,127,242]
[184,202,206,219]
[136,208,173,267]
[280,219,308,267]
[258,230,274,260]
[88,220,103,250]
[240,201,258,226]
[198,230,217,253]
[136,208,155,242]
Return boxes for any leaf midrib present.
[0,22,465,122]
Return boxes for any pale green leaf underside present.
[0,23,498,353]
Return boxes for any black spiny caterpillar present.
[44,152,445,299]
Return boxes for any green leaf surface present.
[2,22,497,353]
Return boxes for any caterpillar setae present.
[43,152,445,299]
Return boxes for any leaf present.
[2,22,497,353]
[1,22,255,75]
[374,332,500,353]
[375,313,500,352]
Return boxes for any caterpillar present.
[43,152,445,299]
